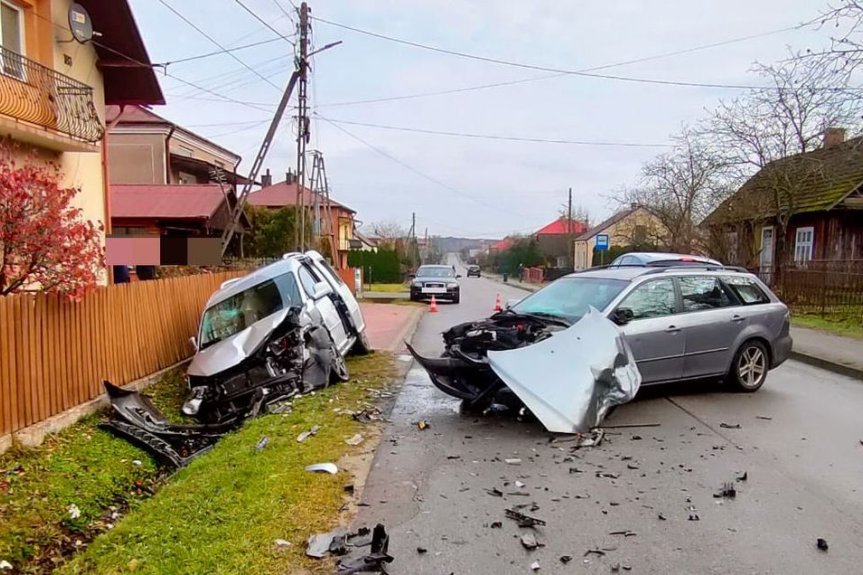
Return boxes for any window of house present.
[678,276,734,312]
[178,171,198,184]
[1,1,25,79]
[794,227,814,263]
[618,279,677,320]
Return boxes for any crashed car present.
[102,251,370,466]
[410,266,791,433]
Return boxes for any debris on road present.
[345,434,365,446]
[756,415,773,421]
[688,505,700,521]
[521,533,541,550]
[719,422,742,429]
[596,471,620,479]
[408,308,642,433]
[560,555,573,564]
[736,471,748,482]
[307,531,339,558]
[297,425,321,443]
[305,462,338,474]
[817,538,829,552]
[490,521,503,529]
[658,513,666,521]
[256,436,269,451]
[353,407,382,423]
[515,480,526,488]
[603,423,661,429]
[553,429,605,447]
[584,548,606,557]
[486,487,504,497]
[416,420,430,430]
[505,458,522,465]
[530,560,541,571]
[714,482,737,499]
[416,547,427,554]
[505,508,546,528]
[336,524,393,574]
[609,530,637,537]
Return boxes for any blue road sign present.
[595,234,609,251]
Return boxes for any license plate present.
[422,287,446,294]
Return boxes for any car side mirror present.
[612,308,634,325]
[312,281,332,300]
[505,298,521,310]
[408,273,416,279]
[189,336,198,351]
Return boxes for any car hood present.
[187,309,293,377]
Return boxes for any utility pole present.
[567,187,573,270]
[295,1,310,251]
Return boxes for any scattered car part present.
[530,560,541,571]
[817,538,829,552]
[560,555,573,564]
[505,458,522,465]
[416,420,429,430]
[345,434,365,446]
[714,482,737,499]
[297,425,321,442]
[306,462,338,474]
[255,436,269,451]
[416,547,427,554]
[336,524,393,574]
[553,429,605,447]
[737,471,748,481]
[505,508,546,528]
[521,533,540,550]
[720,422,742,429]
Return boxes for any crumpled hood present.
[187,309,293,377]
[487,307,642,433]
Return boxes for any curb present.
[790,351,863,381]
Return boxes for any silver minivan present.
[510,267,792,391]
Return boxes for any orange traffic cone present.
[493,293,503,312]
[429,295,439,313]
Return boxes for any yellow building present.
[0,0,163,281]
[573,206,666,270]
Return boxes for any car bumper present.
[772,334,793,368]
[411,287,459,300]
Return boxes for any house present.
[105,105,245,186]
[111,184,250,238]
[705,129,863,281]
[488,238,515,253]
[0,0,163,282]
[573,206,665,270]
[352,229,378,252]
[533,216,588,267]
[247,178,356,269]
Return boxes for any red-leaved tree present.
[0,141,104,301]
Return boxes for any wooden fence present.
[770,260,863,322]
[0,271,246,437]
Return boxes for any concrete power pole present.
[295,1,311,251]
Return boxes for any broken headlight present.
[182,386,207,416]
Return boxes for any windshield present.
[199,274,299,349]
[417,266,454,278]
[512,277,629,322]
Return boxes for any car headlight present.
[446,282,458,288]
[412,280,422,287]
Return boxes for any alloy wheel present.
[736,345,766,389]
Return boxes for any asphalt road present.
[352,257,863,574]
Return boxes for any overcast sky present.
[128,0,835,238]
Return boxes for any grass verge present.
[365,283,407,293]
[60,352,397,575]
[792,314,863,340]
[0,369,188,573]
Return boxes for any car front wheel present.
[729,340,769,392]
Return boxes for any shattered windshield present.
[199,274,299,348]
[512,277,628,322]
[417,266,455,278]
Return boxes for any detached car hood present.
[487,308,641,433]
[187,309,293,377]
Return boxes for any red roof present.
[490,238,514,251]
[535,216,588,236]
[106,105,169,125]
[112,184,227,219]
[247,180,355,214]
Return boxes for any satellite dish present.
[68,3,93,43]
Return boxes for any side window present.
[297,266,318,297]
[618,279,676,320]
[316,258,346,287]
[273,272,302,307]
[678,276,734,312]
[723,276,770,305]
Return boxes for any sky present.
[127,0,837,238]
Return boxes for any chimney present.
[261,168,272,187]
[824,127,846,148]
[285,169,295,184]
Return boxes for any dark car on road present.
[410,265,461,303]
[466,265,481,278]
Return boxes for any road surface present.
[352,257,863,574]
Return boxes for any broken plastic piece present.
[416,547,427,554]
[306,462,338,474]
[584,548,605,557]
[817,538,829,552]
[736,471,748,481]
[256,436,269,451]
[521,533,540,550]
[345,434,364,446]
[714,482,737,499]
[336,524,393,574]
[505,508,546,528]
[416,420,429,430]
[297,425,320,443]
[559,555,572,564]
[505,458,522,465]
[530,561,541,571]
[490,521,502,529]
[719,422,741,429]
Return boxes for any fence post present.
[819,263,827,317]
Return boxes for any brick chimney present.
[261,168,272,187]
[824,127,846,148]
[285,169,295,184]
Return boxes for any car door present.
[297,264,350,353]
[614,278,684,384]
[675,275,743,379]
[305,252,366,334]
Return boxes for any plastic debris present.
[505,508,546,528]
[817,538,829,552]
[554,429,605,447]
[612,563,621,573]
[560,555,573,564]
[530,561,541,571]
[609,530,637,537]
[584,548,606,557]
[756,415,772,421]
[274,539,291,550]
[416,420,429,430]
[0,560,12,571]
[336,524,393,574]
[345,434,365,446]
[417,546,427,554]
[515,480,526,488]
[131,460,142,467]
[486,487,504,497]
[736,471,748,481]
[719,422,741,429]
[305,462,338,474]
[68,504,81,520]
[521,533,540,550]
[307,531,339,558]
[505,458,522,465]
[297,425,321,443]
[490,521,503,529]
[658,513,666,521]
[596,471,620,479]
[256,436,269,451]
[714,482,737,499]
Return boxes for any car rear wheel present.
[350,330,372,355]
[330,344,350,384]
[729,340,768,392]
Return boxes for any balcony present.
[0,47,104,150]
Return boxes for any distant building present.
[533,217,588,267]
[573,206,664,270]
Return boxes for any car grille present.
[424,282,445,288]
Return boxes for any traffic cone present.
[493,293,503,312]
[429,295,439,313]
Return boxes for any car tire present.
[453,294,460,304]
[329,344,350,384]
[350,330,372,355]
[729,340,769,392]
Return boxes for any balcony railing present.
[0,47,104,143]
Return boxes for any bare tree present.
[809,1,863,72]
[369,220,407,249]
[619,127,730,254]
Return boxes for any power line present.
[313,24,810,108]
[318,116,525,217]
[157,0,282,92]
[160,37,283,66]
[271,0,294,19]
[234,0,298,47]
[317,115,672,148]
[312,15,855,92]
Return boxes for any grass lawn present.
[366,283,407,293]
[0,369,187,573]
[792,313,863,340]
[60,352,397,575]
